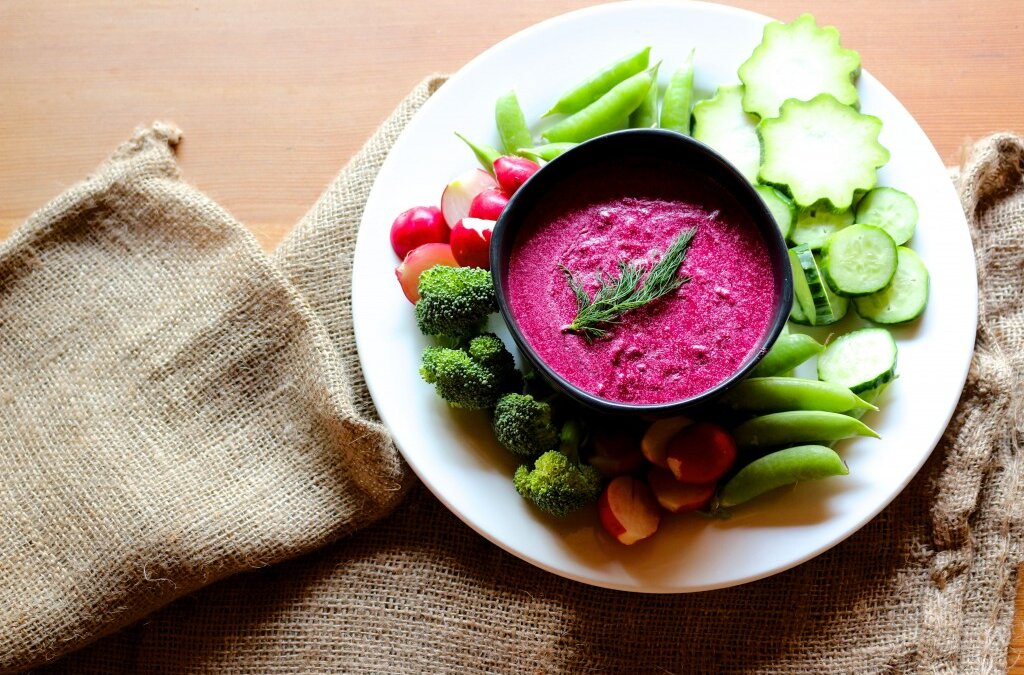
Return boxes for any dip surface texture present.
[507,159,775,404]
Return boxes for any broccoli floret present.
[493,393,559,457]
[420,333,519,409]
[415,265,497,339]
[513,420,602,517]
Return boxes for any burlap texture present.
[0,77,1020,672]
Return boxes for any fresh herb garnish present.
[560,227,697,341]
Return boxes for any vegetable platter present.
[351,1,977,592]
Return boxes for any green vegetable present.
[821,223,898,297]
[817,327,898,393]
[659,49,695,134]
[692,85,760,182]
[789,244,841,326]
[847,382,888,420]
[718,445,848,508]
[420,333,520,410]
[854,187,918,246]
[542,65,657,143]
[544,46,651,117]
[750,332,823,377]
[454,132,502,174]
[561,227,696,341]
[517,143,578,162]
[628,62,660,128]
[493,393,559,458]
[415,265,497,339]
[738,13,860,119]
[755,185,796,240]
[758,93,890,211]
[733,410,879,448]
[789,206,854,250]
[722,377,877,413]
[853,246,929,324]
[495,90,534,156]
[513,419,602,517]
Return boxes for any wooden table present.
[2,0,1023,668]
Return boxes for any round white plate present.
[352,0,977,592]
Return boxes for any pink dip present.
[507,159,776,405]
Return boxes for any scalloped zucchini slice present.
[757,94,890,211]
[738,13,861,119]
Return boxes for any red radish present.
[647,468,715,513]
[389,205,448,259]
[493,156,540,194]
[665,422,737,484]
[598,476,660,545]
[395,243,458,303]
[468,188,510,220]
[441,168,498,227]
[449,218,495,269]
[588,429,645,477]
[640,416,693,468]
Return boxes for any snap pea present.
[733,411,879,448]
[722,377,877,413]
[517,143,578,162]
[544,46,651,117]
[848,383,888,420]
[495,91,533,156]
[750,333,823,377]
[719,445,848,507]
[628,63,660,128]
[659,49,695,135]
[542,66,657,144]
[455,132,502,174]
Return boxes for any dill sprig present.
[560,227,697,341]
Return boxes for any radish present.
[588,429,645,477]
[468,188,510,220]
[441,168,498,227]
[493,156,540,194]
[395,243,458,303]
[449,218,495,270]
[389,205,448,259]
[640,416,693,468]
[598,476,660,545]
[665,422,737,484]
[646,467,715,513]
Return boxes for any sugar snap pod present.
[718,445,849,508]
[732,410,879,448]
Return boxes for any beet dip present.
[507,158,776,405]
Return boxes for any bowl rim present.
[490,128,793,416]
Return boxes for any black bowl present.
[490,129,793,417]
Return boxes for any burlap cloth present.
[1,77,1022,673]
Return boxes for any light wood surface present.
[2,0,1023,669]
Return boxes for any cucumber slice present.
[817,327,897,393]
[755,185,795,239]
[848,382,888,420]
[738,13,861,119]
[816,258,849,324]
[853,247,929,324]
[789,206,854,250]
[758,94,890,211]
[788,244,839,325]
[854,187,919,246]
[692,85,760,182]
[789,299,813,326]
[821,224,898,297]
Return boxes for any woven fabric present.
[1,78,1021,673]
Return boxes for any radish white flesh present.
[441,169,498,227]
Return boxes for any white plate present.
[352,0,977,592]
